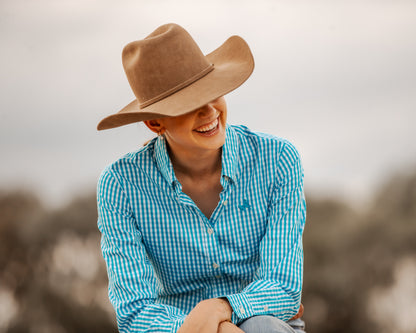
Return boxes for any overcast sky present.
[1,0,415,207]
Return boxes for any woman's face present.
[155,96,227,156]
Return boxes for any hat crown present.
[122,23,213,108]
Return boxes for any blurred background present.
[1,0,415,332]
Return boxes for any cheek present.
[218,98,227,112]
[220,110,227,125]
[166,124,196,145]
[218,105,227,122]
[163,118,192,136]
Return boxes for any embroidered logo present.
[238,199,251,211]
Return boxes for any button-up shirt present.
[97,125,306,332]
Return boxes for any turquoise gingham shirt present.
[97,125,306,332]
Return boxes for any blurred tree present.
[0,191,116,333]
[303,169,416,333]
[0,191,44,299]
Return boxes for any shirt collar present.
[154,135,178,188]
[221,125,240,184]
[153,125,240,188]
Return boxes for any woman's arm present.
[223,141,306,324]
[97,166,186,332]
[218,321,245,333]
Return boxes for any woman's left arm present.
[225,142,306,324]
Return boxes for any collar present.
[221,125,240,184]
[154,135,178,188]
[153,124,240,189]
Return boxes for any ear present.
[144,119,165,135]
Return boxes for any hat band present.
[139,64,214,108]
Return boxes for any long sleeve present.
[97,167,186,333]
[225,141,306,324]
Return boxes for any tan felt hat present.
[97,23,254,130]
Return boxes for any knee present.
[238,315,295,333]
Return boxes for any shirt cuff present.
[224,292,298,324]
[225,293,255,324]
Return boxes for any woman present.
[97,23,306,333]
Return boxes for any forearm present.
[218,321,244,333]
[223,219,304,324]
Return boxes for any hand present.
[218,321,244,333]
[290,303,304,320]
[178,298,233,333]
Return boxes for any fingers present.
[178,298,234,333]
[199,298,232,323]
[290,303,304,320]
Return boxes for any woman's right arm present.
[218,322,245,333]
[97,167,186,333]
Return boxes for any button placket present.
[204,220,220,277]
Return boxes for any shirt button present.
[215,275,221,278]
[207,228,214,235]
[240,306,245,314]
[212,263,219,269]
[264,305,269,311]
[223,200,228,206]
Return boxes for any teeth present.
[195,118,218,133]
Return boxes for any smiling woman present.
[144,97,227,159]
[96,23,306,333]
[143,97,227,218]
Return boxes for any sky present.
[1,0,415,208]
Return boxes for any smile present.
[194,118,219,133]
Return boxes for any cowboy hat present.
[97,23,254,130]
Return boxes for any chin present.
[209,134,226,150]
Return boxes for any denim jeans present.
[238,315,306,333]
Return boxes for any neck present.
[168,145,222,179]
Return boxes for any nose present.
[197,102,217,118]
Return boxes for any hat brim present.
[97,35,254,130]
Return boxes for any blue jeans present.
[238,316,306,333]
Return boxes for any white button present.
[264,305,269,311]
[223,200,228,206]
[212,263,219,269]
[207,228,214,235]
[240,306,245,314]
